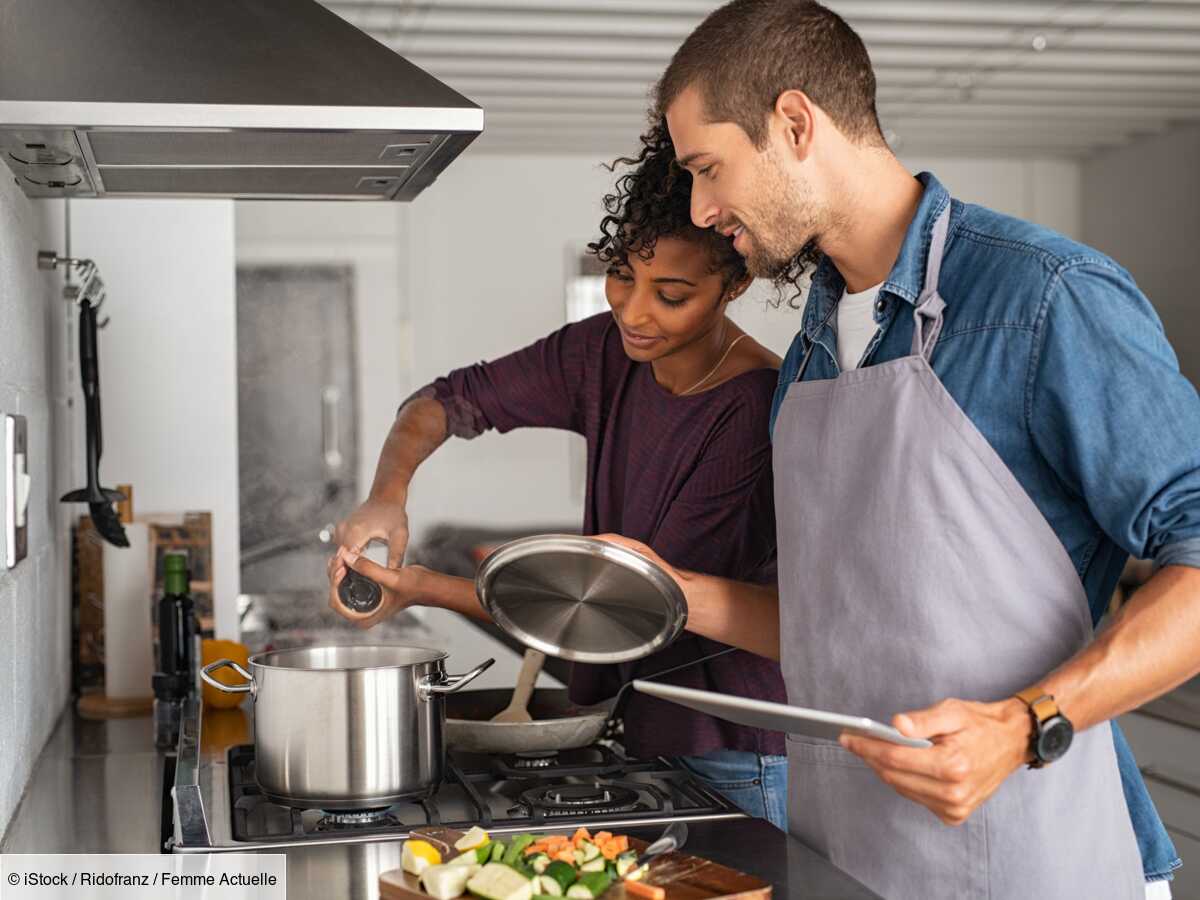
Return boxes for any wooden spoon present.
[490,649,545,723]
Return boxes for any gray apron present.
[772,205,1144,899]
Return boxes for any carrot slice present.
[600,841,619,861]
[613,836,629,853]
[554,848,576,864]
[571,827,592,848]
[594,831,613,844]
[625,881,665,900]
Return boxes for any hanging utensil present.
[60,296,127,547]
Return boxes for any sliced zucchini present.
[489,842,507,864]
[578,841,601,863]
[578,859,605,874]
[467,863,533,900]
[564,871,612,900]
[529,854,552,876]
[536,875,563,897]
[542,861,576,895]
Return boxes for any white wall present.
[68,200,240,638]
[0,181,69,839]
[1082,125,1200,386]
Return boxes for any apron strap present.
[911,204,951,362]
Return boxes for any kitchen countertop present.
[1,710,881,899]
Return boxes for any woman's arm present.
[595,534,781,660]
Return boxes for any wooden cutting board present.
[379,827,772,900]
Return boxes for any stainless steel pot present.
[201,644,493,810]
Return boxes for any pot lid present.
[475,535,687,664]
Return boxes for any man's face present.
[666,86,822,279]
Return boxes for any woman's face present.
[605,236,735,362]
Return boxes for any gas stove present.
[170,699,746,852]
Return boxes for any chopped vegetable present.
[535,875,563,897]
[615,852,639,878]
[451,847,491,868]
[565,871,612,899]
[624,881,665,900]
[456,826,491,851]
[403,840,443,876]
[489,842,507,864]
[542,861,576,895]
[553,848,575,865]
[571,828,591,848]
[503,835,537,866]
[578,858,605,874]
[467,863,534,900]
[421,863,479,900]
[578,841,601,863]
[593,831,612,844]
[527,853,551,875]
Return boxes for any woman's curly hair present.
[588,120,746,297]
[588,119,809,308]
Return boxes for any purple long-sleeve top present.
[420,312,786,759]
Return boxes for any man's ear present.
[774,89,818,161]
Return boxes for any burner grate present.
[225,744,741,844]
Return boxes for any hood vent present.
[0,0,482,201]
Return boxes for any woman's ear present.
[725,274,753,303]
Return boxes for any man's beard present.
[741,149,825,283]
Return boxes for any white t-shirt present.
[836,282,883,372]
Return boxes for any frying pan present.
[443,688,612,754]
[442,646,739,754]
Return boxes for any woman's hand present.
[593,533,690,589]
[327,548,431,629]
[334,495,411,568]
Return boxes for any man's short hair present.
[655,0,883,148]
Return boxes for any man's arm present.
[843,260,1200,824]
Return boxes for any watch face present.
[1037,716,1074,763]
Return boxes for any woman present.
[328,135,791,829]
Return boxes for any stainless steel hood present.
[0,0,483,201]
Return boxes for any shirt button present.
[875,298,887,313]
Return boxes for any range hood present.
[0,0,482,201]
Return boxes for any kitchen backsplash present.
[0,177,70,839]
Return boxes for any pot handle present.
[201,658,255,695]
[419,658,495,699]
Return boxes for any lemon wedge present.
[403,839,443,876]
[454,826,490,852]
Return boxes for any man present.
[599,1,1200,897]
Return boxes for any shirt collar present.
[805,170,951,339]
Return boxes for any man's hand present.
[327,548,430,629]
[840,697,1034,825]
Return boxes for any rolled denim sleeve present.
[1029,260,1200,569]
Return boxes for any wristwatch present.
[1014,687,1074,768]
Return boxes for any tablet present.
[632,680,933,748]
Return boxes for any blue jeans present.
[678,750,788,831]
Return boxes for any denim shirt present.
[770,172,1194,881]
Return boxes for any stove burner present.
[512,751,559,770]
[315,808,400,831]
[519,782,643,817]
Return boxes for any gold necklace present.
[679,332,751,396]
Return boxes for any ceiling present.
[323,0,1200,158]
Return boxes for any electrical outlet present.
[5,413,30,568]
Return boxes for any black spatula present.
[61,298,128,547]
